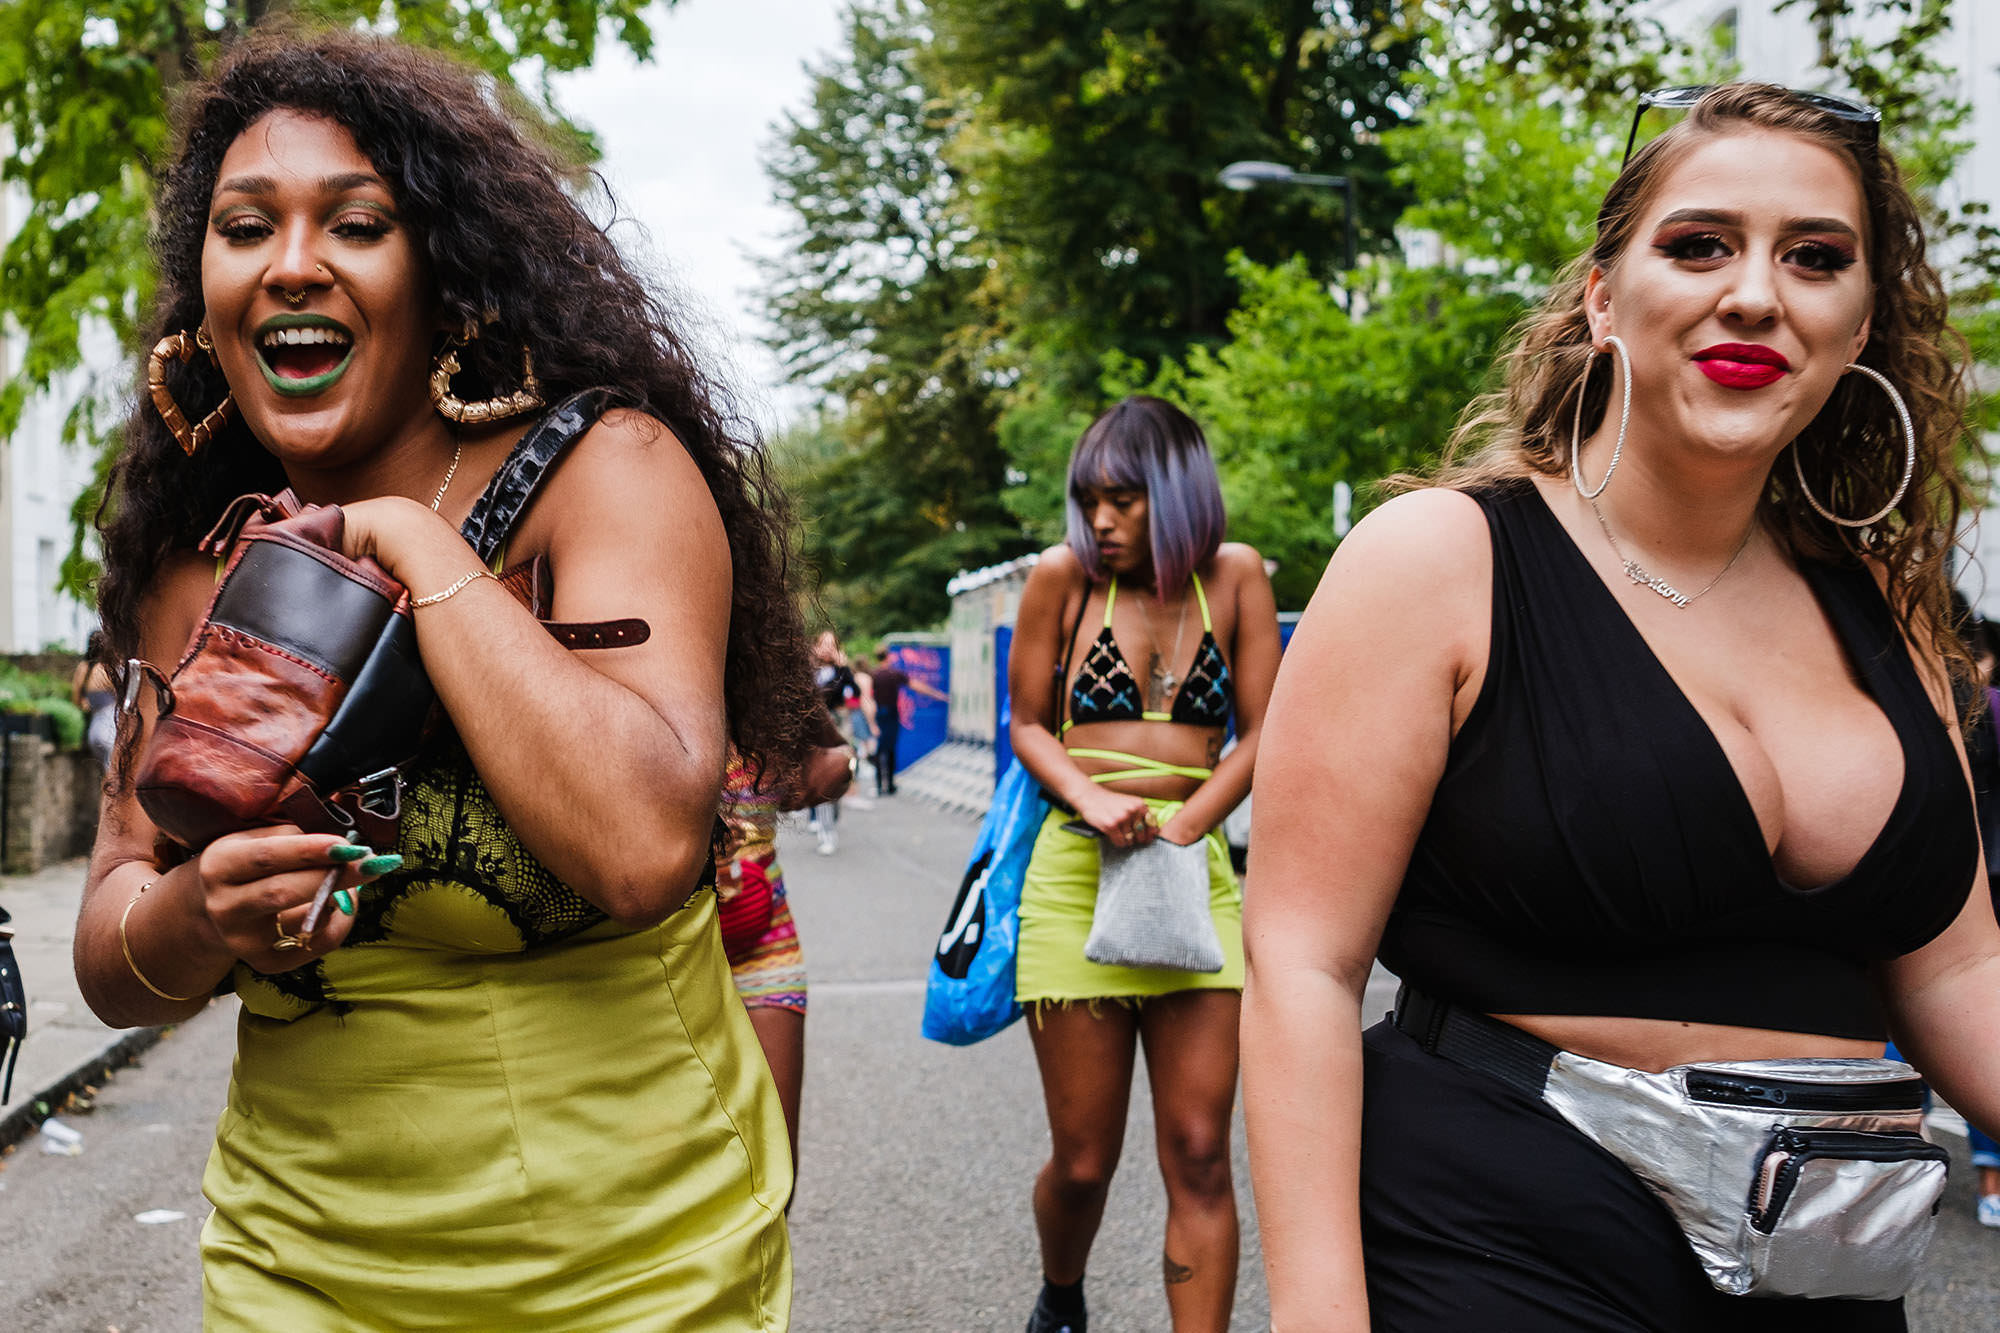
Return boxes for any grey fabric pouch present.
[1085,838,1223,973]
[1542,1053,1948,1299]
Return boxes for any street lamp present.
[1222,161,1363,536]
[1217,160,1357,275]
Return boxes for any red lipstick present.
[1694,343,1789,390]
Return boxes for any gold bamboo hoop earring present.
[147,330,235,457]
[1570,335,1632,500]
[1791,363,1917,529]
[429,334,544,426]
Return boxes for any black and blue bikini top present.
[1063,573,1234,732]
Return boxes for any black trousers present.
[874,717,898,793]
[1359,1020,1908,1332]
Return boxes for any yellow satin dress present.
[200,737,792,1330]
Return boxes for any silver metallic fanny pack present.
[1394,987,1948,1300]
[1544,1052,1947,1298]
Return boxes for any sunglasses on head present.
[1623,85,1881,165]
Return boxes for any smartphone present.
[1059,818,1101,839]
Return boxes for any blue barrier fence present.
[881,639,950,770]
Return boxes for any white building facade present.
[0,178,111,654]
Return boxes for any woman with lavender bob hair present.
[1065,400,1227,593]
[1006,395,1282,1333]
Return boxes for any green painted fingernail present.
[328,844,372,863]
[333,889,356,915]
[357,854,403,876]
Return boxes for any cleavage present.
[1649,633,1905,891]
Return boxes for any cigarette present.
[300,866,341,934]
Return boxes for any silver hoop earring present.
[1570,335,1632,500]
[1790,363,1916,529]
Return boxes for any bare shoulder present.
[556,408,699,489]
[1210,541,1267,576]
[1017,543,1089,625]
[1327,488,1489,598]
[1021,543,1088,598]
[1283,487,1492,703]
[1291,487,1493,674]
[1030,542,1083,581]
[526,407,721,548]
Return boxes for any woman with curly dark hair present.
[1246,85,2000,1329]
[71,31,812,1329]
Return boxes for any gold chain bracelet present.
[412,569,497,608]
[120,883,200,1003]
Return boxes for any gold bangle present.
[119,883,200,1003]
[411,569,496,608]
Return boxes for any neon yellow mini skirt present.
[1014,798,1243,1005]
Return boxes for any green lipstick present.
[253,313,356,398]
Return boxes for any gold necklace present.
[429,440,462,512]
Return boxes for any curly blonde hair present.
[1411,83,1974,678]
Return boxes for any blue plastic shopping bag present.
[922,758,1049,1045]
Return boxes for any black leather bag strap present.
[457,388,615,564]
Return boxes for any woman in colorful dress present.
[718,726,854,1167]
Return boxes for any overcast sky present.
[550,1,848,431]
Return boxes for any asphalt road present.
[0,790,1993,1330]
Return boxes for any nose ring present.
[281,288,306,307]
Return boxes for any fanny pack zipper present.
[1748,1128,1948,1234]
[1685,1070,1925,1113]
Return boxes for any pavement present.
[0,750,1993,1328]
[0,857,163,1150]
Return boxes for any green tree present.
[932,0,1418,386]
[925,1,1426,548]
[1770,0,2000,439]
[761,0,1030,638]
[1105,255,1526,608]
[0,0,662,597]
[1387,67,1619,283]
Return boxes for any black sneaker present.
[1024,1291,1085,1333]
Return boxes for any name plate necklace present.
[1589,496,1755,609]
[1136,582,1190,711]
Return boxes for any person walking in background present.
[1245,84,2000,1330]
[70,650,116,773]
[71,33,812,1329]
[718,718,855,1174]
[867,645,946,796]
[809,630,860,853]
[1006,397,1281,1333]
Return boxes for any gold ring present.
[273,920,306,951]
[281,289,306,307]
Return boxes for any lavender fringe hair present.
[1065,396,1227,593]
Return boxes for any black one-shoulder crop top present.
[1377,483,1977,1041]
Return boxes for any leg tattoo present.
[1162,1252,1195,1285]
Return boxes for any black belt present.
[1391,983,1562,1102]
